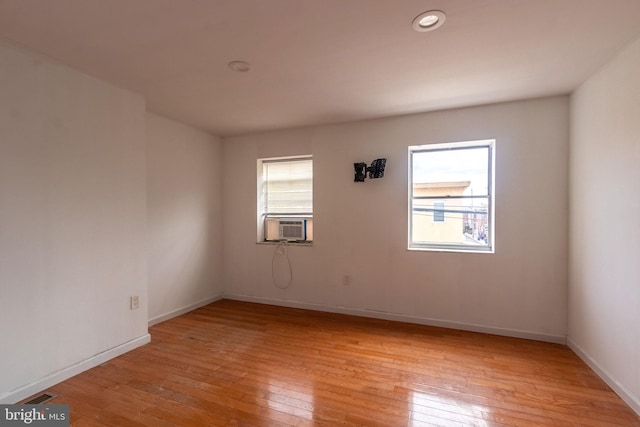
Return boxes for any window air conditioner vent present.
[265,218,307,241]
[279,220,305,240]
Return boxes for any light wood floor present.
[42,299,638,426]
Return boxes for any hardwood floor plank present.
[32,299,639,426]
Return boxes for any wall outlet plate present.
[130,296,139,310]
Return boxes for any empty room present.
[1,1,639,425]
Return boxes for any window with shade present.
[259,156,313,242]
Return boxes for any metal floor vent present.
[24,392,56,404]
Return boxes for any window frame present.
[258,155,313,243]
[408,139,495,253]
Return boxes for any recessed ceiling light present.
[228,61,251,72]
[412,10,446,32]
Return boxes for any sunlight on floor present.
[266,378,315,421]
[410,390,490,426]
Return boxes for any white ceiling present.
[1,1,640,137]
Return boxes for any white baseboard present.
[0,334,151,404]
[148,294,223,327]
[223,293,566,344]
[567,337,640,416]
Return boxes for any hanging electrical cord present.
[272,242,293,289]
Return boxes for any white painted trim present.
[148,294,223,327]
[223,293,566,344]
[567,337,640,416]
[0,334,151,404]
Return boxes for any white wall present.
[569,36,640,413]
[223,96,569,342]
[0,42,148,402]
[146,113,223,324]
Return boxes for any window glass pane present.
[412,147,489,197]
[411,197,489,246]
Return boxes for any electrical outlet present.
[130,296,139,310]
[342,274,351,286]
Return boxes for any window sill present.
[407,246,494,254]
[257,241,313,247]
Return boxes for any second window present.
[409,140,495,252]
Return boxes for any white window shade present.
[263,158,313,215]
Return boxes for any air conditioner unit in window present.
[265,218,306,241]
